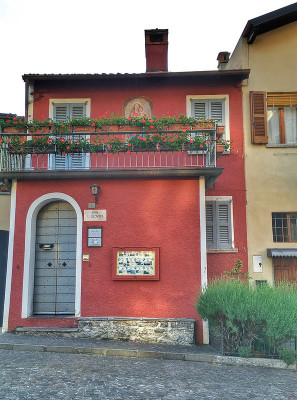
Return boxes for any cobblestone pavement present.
[0,349,296,400]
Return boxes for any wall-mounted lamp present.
[90,184,100,204]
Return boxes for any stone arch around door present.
[22,193,82,318]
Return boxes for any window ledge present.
[207,248,238,254]
[266,144,297,148]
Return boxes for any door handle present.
[62,262,67,267]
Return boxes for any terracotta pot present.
[72,125,95,133]
[216,125,225,135]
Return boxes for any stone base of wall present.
[77,317,195,345]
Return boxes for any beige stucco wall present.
[0,195,10,231]
[227,22,297,283]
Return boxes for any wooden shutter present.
[250,91,268,144]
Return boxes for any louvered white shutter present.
[217,202,232,249]
[206,202,215,248]
[210,101,224,123]
[206,200,232,249]
[54,105,70,122]
[191,100,225,124]
[52,103,87,170]
[192,101,207,119]
[70,104,85,119]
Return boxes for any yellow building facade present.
[226,4,297,284]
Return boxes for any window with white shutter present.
[191,99,225,124]
[206,199,232,249]
[51,103,87,170]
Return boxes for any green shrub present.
[196,278,297,357]
[238,346,253,358]
[278,349,297,366]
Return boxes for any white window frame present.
[205,196,234,250]
[186,95,230,141]
[49,98,91,120]
[49,99,91,170]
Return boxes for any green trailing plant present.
[223,259,251,281]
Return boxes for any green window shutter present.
[206,200,232,249]
[250,91,268,144]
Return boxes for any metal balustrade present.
[0,130,218,172]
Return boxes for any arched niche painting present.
[123,97,153,118]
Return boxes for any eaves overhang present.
[22,70,250,83]
[0,167,223,188]
[242,2,297,44]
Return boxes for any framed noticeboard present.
[112,247,159,280]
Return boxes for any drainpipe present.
[24,77,29,121]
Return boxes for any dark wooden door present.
[274,257,297,283]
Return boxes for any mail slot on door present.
[88,227,102,247]
[39,244,54,250]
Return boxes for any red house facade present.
[1,30,249,344]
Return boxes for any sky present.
[0,0,294,116]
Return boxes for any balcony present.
[0,128,225,185]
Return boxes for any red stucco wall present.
[8,178,206,340]
[7,75,248,344]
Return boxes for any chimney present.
[145,29,168,72]
[217,51,230,70]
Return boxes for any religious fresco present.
[123,97,152,118]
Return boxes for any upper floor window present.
[53,103,86,121]
[267,93,297,145]
[272,212,297,242]
[250,91,297,145]
[191,99,225,125]
[50,101,89,170]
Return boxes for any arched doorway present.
[33,201,77,315]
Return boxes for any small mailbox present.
[39,244,54,250]
[87,227,102,247]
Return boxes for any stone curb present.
[0,342,296,370]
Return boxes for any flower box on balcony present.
[216,125,225,136]
[4,127,26,134]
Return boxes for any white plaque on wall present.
[253,255,263,273]
[84,210,107,221]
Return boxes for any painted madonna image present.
[123,97,152,118]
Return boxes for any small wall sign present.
[84,210,106,221]
[88,227,102,247]
[112,247,159,280]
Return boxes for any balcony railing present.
[0,130,219,173]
